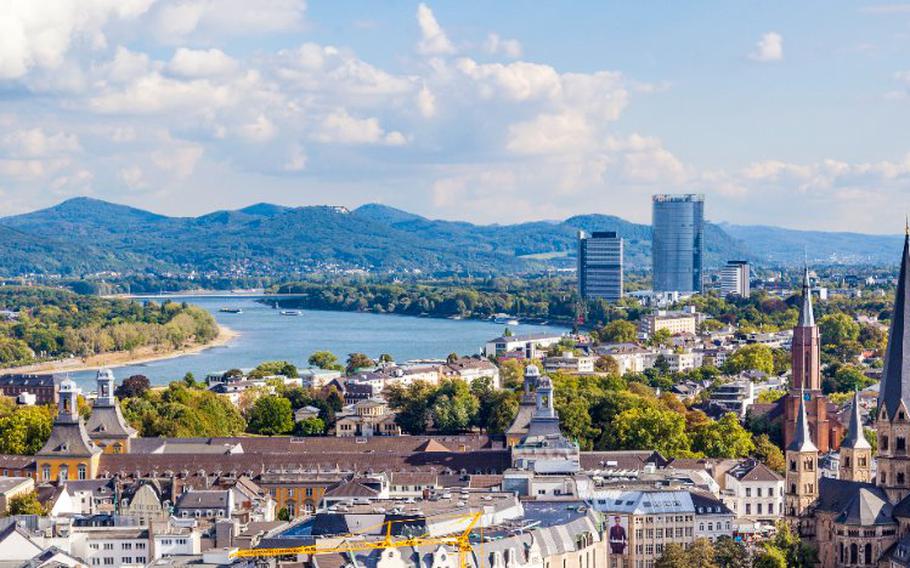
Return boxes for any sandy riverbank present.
[0,325,238,375]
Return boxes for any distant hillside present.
[0,197,898,278]
[720,224,903,265]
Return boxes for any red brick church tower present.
[781,268,843,453]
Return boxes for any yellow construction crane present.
[231,511,483,568]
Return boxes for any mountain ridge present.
[0,198,900,277]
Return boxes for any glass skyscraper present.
[651,194,704,293]
[577,230,623,301]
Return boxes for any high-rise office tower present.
[720,260,750,297]
[577,230,623,301]
[651,194,704,293]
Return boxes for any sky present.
[2,1,910,233]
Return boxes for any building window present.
[899,438,907,452]
[42,465,51,481]
[78,464,87,480]
[883,436,890,451]
[306,488,313,497]
[103,544,113,551]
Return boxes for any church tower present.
[839,391,872,483]
[35,377,101,482]
[876,229,910,502]
[791,267,820,391]
[85,369,137,454]
[785,393,819,518]
[782,267,840,452]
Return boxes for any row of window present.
[89,557,146,565]
[41,464,88,481]
[744,487,782,497]
[89,543,146,551]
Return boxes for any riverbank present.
[0,324,238,375]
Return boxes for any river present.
[69,296,566,388]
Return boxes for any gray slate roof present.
[841,390,871,450]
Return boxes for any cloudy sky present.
[3,1,910,232]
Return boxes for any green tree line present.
[0,287,219,367]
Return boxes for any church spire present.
[879,230,910,420]
[797,266,815,328]
[841,391,870,450]
[788,391,818,453]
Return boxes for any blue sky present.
[2,1,910,232]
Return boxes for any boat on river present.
[280,309,303,316]
[218,308,243,314]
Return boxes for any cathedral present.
[791,232,910,567]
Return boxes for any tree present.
[246,395,294,436]
[594,355,619,374]
[692,413,755,458]
[724,344,774,375]
[294,417,325,436]
[757,389,785,403]
[753,546,787,568]
[558,398,598,449]
[819,313,860,347]
[823,365,874,394]
[655,543,690,568]
[8,491,46,515]
[249,360,299,379]
[498,359,525,390]
[753,434,786,474]
[386,382,436,434]
[472,378,517,434]
[308,351,343,371]
[650,328,672,348]
[378,353,394,364]
[277,507,290,521]
[0,405,54,455]
[655,539,717,568]
[114,375,150,399]
[346,352,375,374]
[713,536,750,568]
[432,380,479,434]
[600,320,638,343]
[608,405,691,457]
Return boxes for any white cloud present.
[314,109,405,145]
[506,112,592,155]
[151,141,204,179]
[168,48,237,78]
[284,144,307,171]
[0,0,153,79]
[749,32,783,62]
[1,128,81,158]
[485,33,522,58]
[119,165,145,189]
[152,0,306,43]
[416,3,455,55]
[417,85,436,118]
[237,114,277,143]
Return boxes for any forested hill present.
[0,197,899,277]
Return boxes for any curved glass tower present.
[651,194,704,293]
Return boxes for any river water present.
[69,296,565,388]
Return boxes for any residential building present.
[334,398,401,437]
[595,343,653,375]
[577,230,623,301]
[709,379,755,417]
[652,193,704,293]
[482,333,564,359]
[638,310,698,337]
[173,489,234,521]
[0,476,34,512]
[721,459,784,522]
[0,373,58,405]
[543,352,596,374]
[720,260,750,297]
[72,527,151,567]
